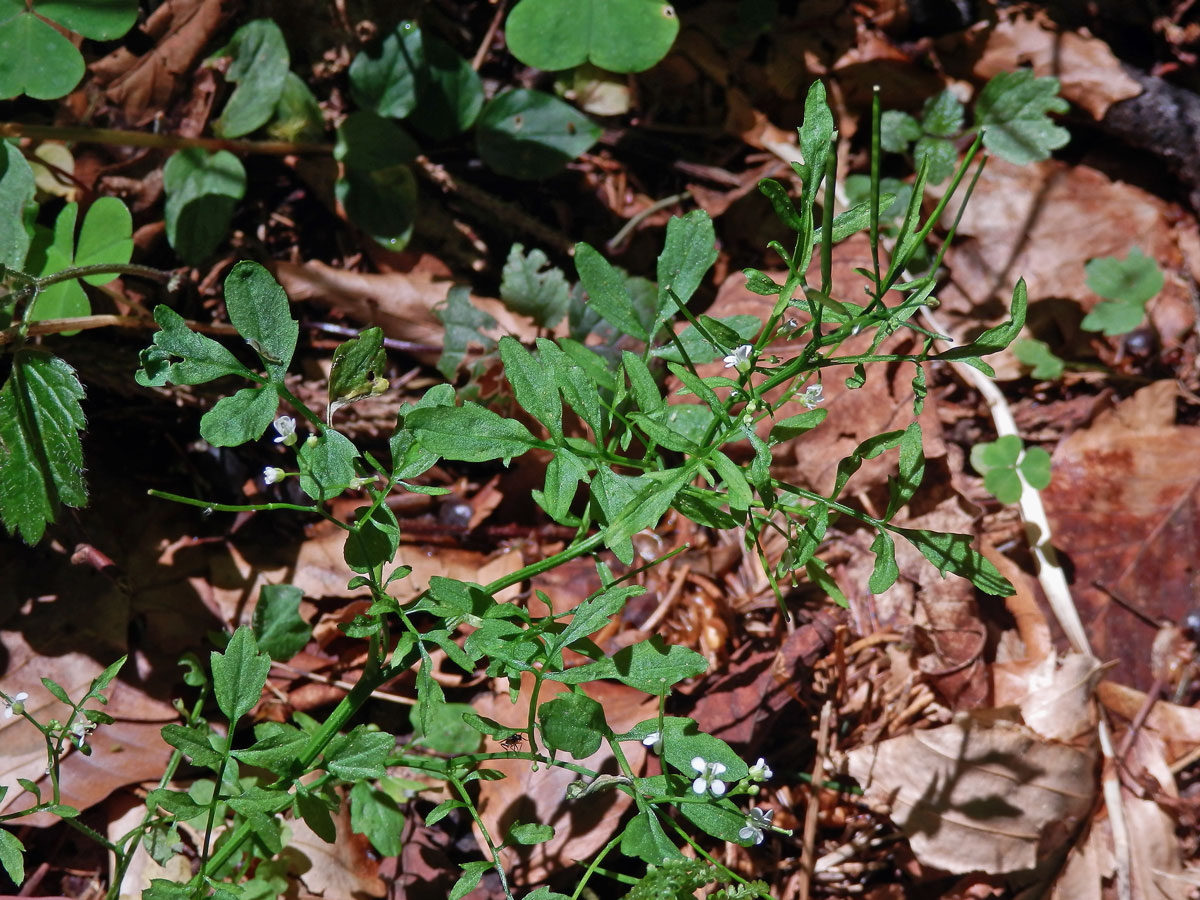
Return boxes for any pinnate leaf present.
[975,70,1069,166]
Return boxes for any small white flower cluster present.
[739,806,774,844]
[723,344,755,373]
[262,467,287,485]
[69,719,97,751]
[3,691,28,719]
[272,415,298,446]
[802,383,824,410]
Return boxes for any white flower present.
[3,691,28,719]
[691,757,728,796]
[69,719,96,751]
[738,806,774,844]
[748,757,773,782]
[802,384,824,410]
[642,731,663,753]
[722,344,755,373]
[272,415,297,446]
[263,467,286,485]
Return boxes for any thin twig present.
[798,700,832,900]
[269,660,416,706]
[0,121,332,157]
[0,314,237,347]
[471,0,508,71]
[606,191,692,252]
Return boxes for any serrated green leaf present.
[252,584,311,661]
[880,110,921,152]
[0,142,35,268]
[231,725,307,773]
[0,350,87,544]
[328,326,389,420]
[868,531,899,593]
[162,148,246,264]
[199,385,278,447]
[323,726,393,780]
[539,692,606,758]
[975,70,1069,166]
[884,421,925,519]
[477,89,600,180]
[505,0,679,73]
[893,527,1014,596]
[211,626,269,723]
[509,822,555,845]
[212,20,291,138]
[534,447,589,523]
[500,243,570,327]
[913,136,958,183]
[297,427,359,501]
[412,701,481,755]
[549,585,642,657]
[657,210,717,315]
[349,781,405,857]
[921,89,965,137]
[500,336,563,440]
[449,860,494,900]
[407,401,537,464]
[812,194,897,245]
[223,261,298,379]
[136,305,255,387]
[161,723,222,769]
[0,827,24,885]
[343,502,400,574]
[575,242,648,340]
[435,285,497,379]
[768,408,827,444]
[652,315,760,364]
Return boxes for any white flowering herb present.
[738,806,774,844]
[272,415,298,446]
[3,691,28,719]
[641,731,663,754]
[747,757,773,782]
[690,757,728,796]
[263,466,286,485]
[722,344,755,373]
[802,384,824,409]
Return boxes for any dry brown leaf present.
[1098,681,1200,766]
[90,0,229,124]
[1042,381,1200,688]
[845,711,1097,874]
[282,798,386,898]
[1012,653,1102,743]
[934,159,1194,375]
[471,676,655,888]
[951,10,1142,119]
[272,259,533,362]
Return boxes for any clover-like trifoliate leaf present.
[1012,337,1065,380]
[211,19,291,138]
[29,197,133,324]
[0,350,87,544]
[505,0,679,74]
[476,89,600,180]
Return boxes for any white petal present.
[738,826,756,841]
[709,779,726,796]
[692,777,708,795]
[711,762,727,775]
[691,756,707,773]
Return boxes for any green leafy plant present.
[0,0,139,100]
[881,70,1069,183]
[0,148,152,544]
[1012,336,1065,379]
[2,80,1031,899]
[1080,246,1164,336]
[970,435,1051,504]
[505,0,680,74]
